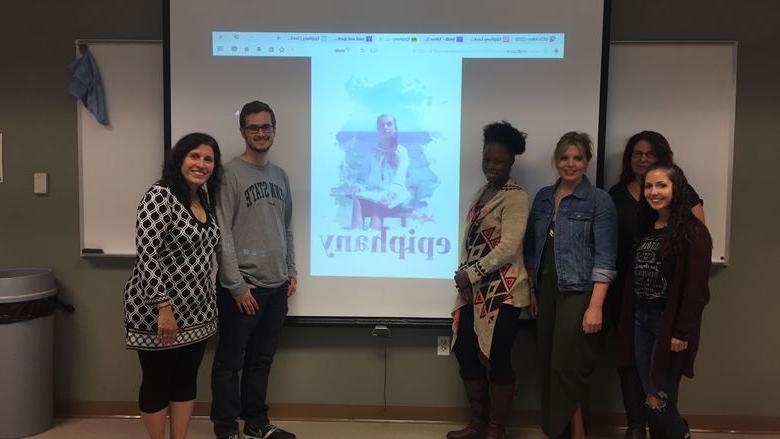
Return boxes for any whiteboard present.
[605,42,736,264]
[77,41,163,257]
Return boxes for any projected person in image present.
[606,131,705,439]
[450,121,531,439]
[123,133,222,439]
[617,164,711,439]
[524,132,617,439]
[211,101,298,439]
[348,114,411,230]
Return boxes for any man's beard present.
[247,139,272,153]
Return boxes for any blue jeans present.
[634,305,688,438]
[210,282,288,436]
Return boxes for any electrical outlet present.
[437,336,451,356]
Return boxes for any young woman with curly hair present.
[618,163,712,439]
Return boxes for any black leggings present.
[454,304,520,383]
[137,340,208,413]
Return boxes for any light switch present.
[33,172,48,194]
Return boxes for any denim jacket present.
[524,176,617,292]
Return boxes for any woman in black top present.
[619,163,712,439]
[607,131,704,439]
[124,133,222,439]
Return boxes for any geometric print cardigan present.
[124,184,219,350]
[452,179,531,358]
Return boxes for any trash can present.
[0,268,56,439]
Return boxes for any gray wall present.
[1,0,777,417]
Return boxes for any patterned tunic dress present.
[124,184,220,350]
[452,179,531,357]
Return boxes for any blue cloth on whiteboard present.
[68,50,109,125]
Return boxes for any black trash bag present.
[0,296,69,324]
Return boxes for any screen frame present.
[162,0,613,327]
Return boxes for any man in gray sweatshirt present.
[211,101,297,439]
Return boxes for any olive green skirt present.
[537,236,604,438]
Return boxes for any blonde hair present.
[553,131,593,164]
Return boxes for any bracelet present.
[157,302,172,310]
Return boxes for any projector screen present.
[168,0,608,320]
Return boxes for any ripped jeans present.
[634,305,689,439]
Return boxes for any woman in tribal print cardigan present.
[450,121,532,439]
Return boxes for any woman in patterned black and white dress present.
[124,132,222,439]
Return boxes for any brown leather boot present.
[446,378,489,439]
[484,380,515,439]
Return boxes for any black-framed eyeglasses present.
[631,151,657,159]
[244,124,274,134]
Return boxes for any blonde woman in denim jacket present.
[524,132,617,439]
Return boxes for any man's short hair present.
[239,101,276,128]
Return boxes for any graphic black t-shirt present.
[632,227,676,309]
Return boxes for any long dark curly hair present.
[641,163,710,255]
[160,132,222,212]
[618,130,675,185]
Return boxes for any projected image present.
[310,56,462,279]
[332,113,436,231]
[207,31,568,281]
